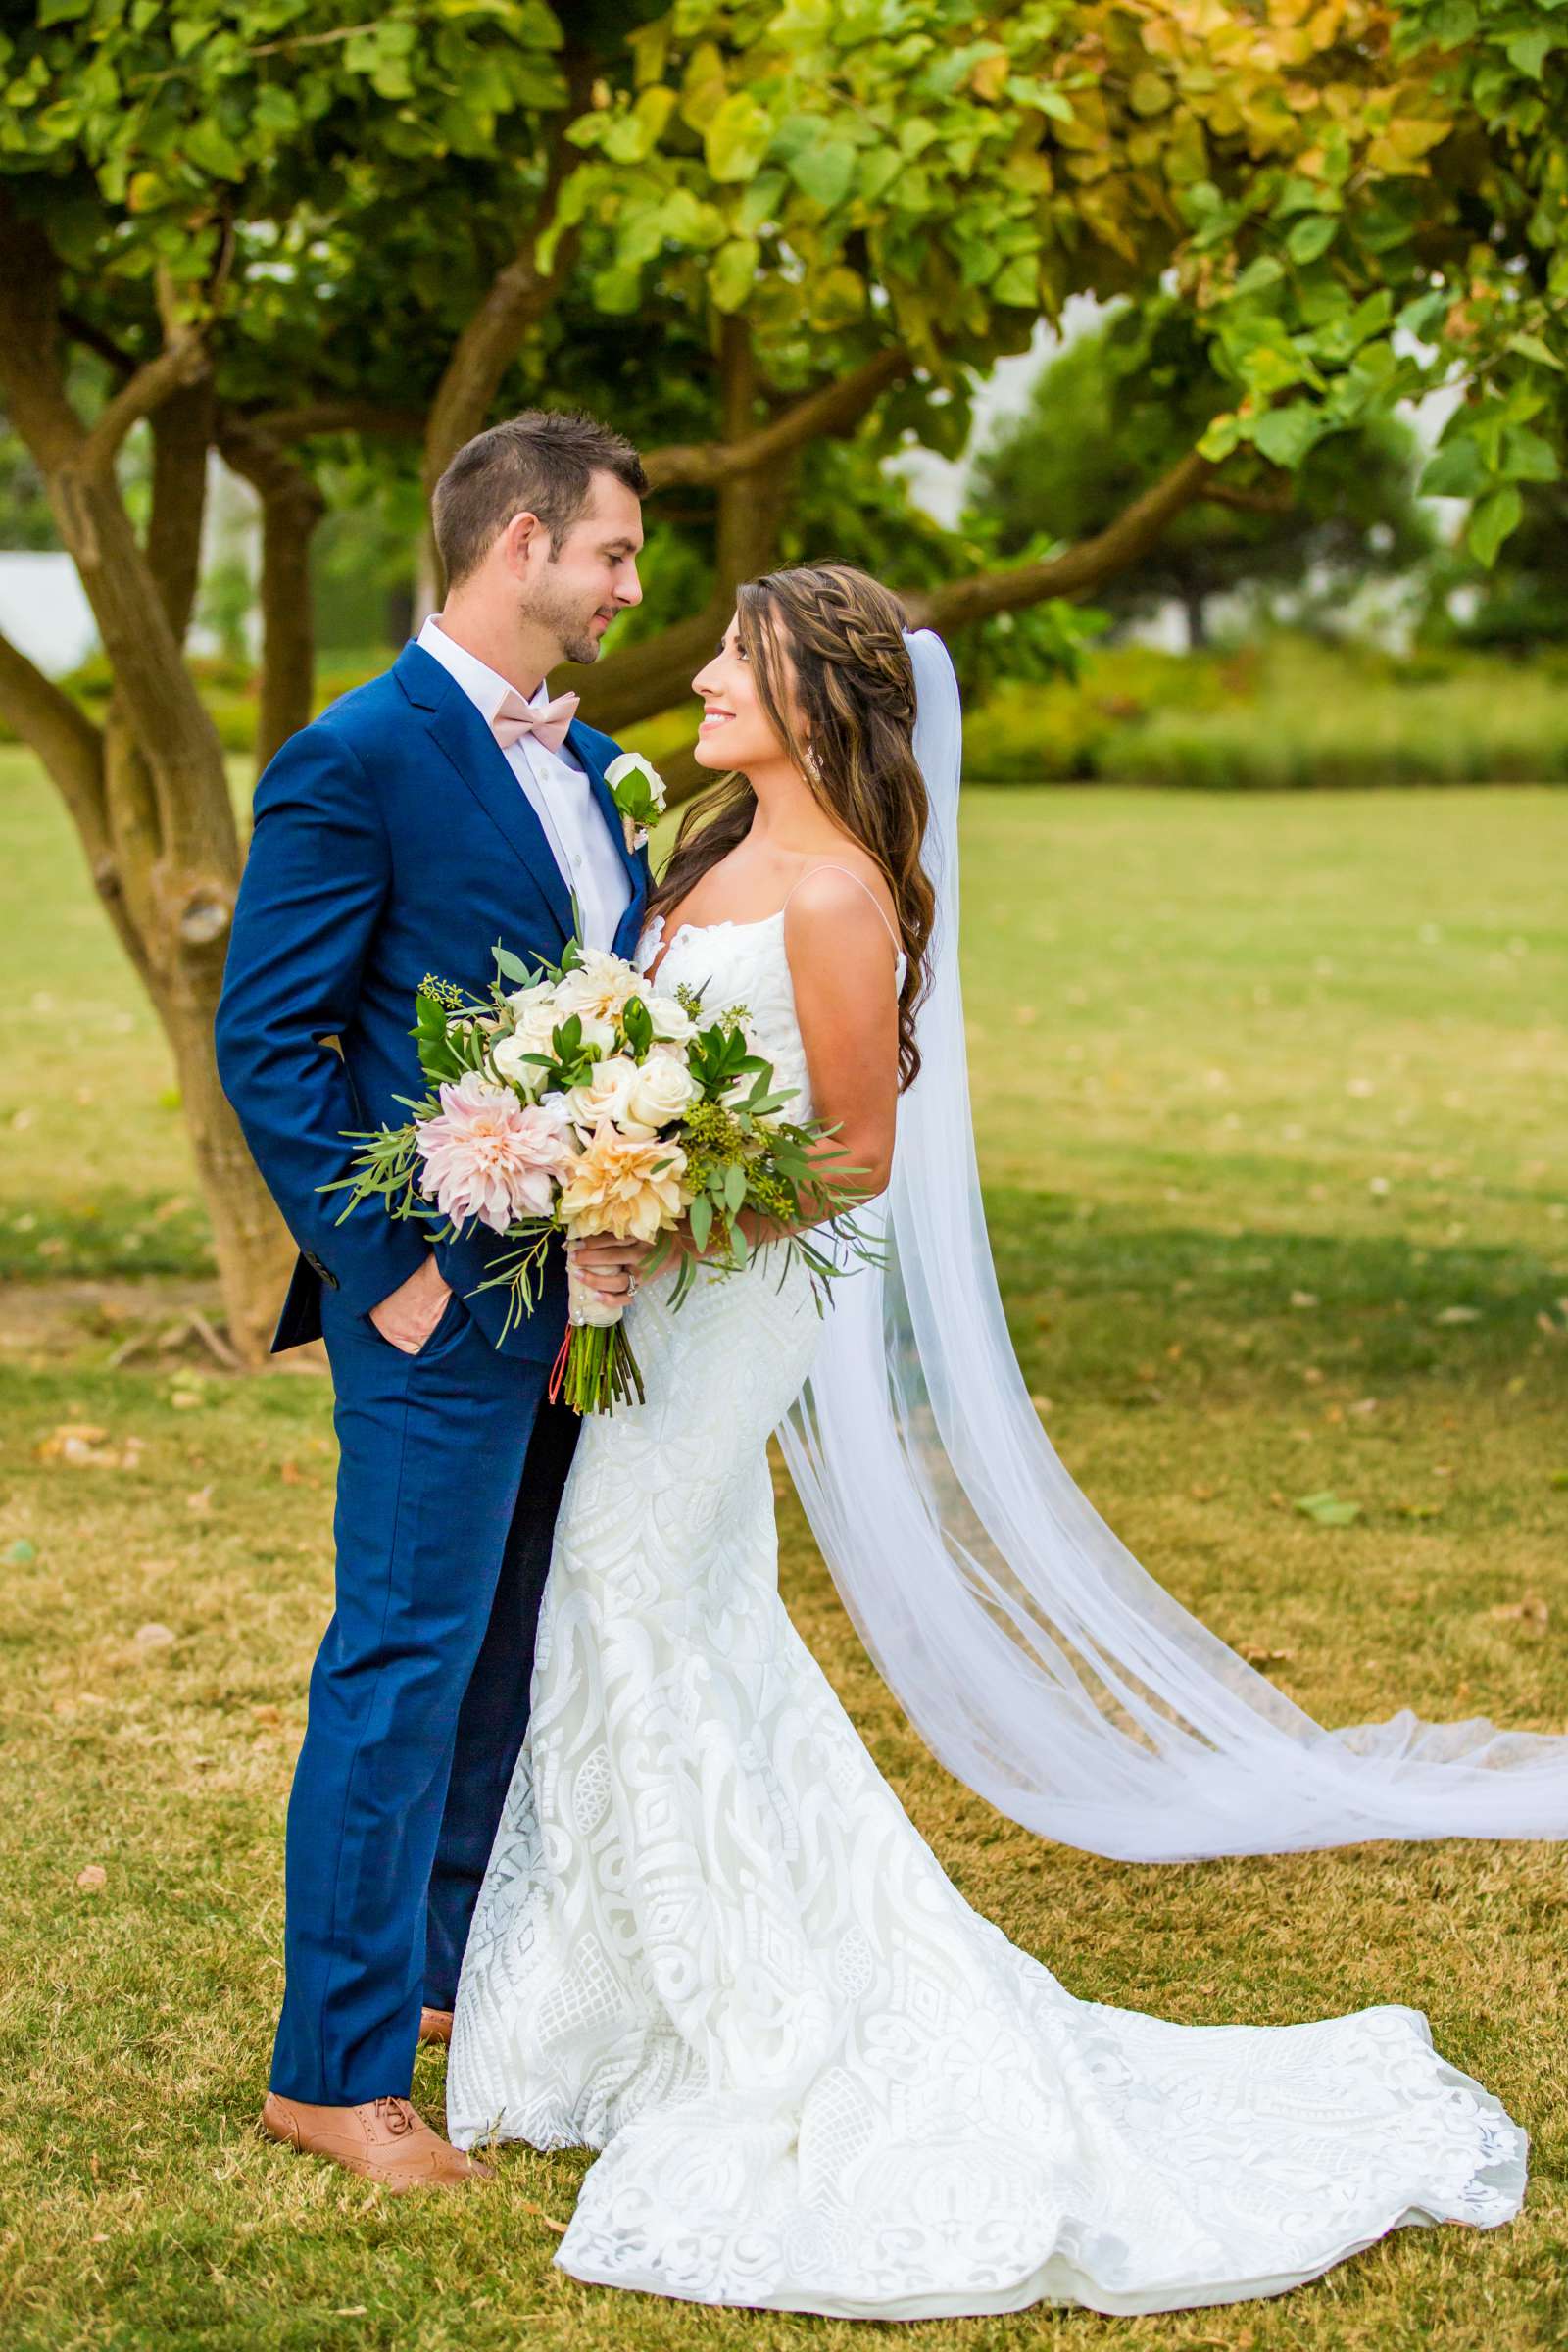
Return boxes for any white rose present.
[492,1030,544,1095]
[493,985,568,1094]
[643,989,697,1044]
[623,1053,699,1133]
[605,750,667,811]
[564,1054,643,1134]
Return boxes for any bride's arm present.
[775,867,901,1201]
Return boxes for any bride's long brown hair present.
[647,564,936,1091]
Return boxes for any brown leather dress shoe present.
[419,2006,454,2048]
[261,2092,490,2190]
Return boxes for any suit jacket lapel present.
[396,643,575,945]
[570,722,645,897]
[569,720,651,960]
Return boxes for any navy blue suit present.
[216,643,649,2103]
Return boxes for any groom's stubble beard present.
[517,554,608,669]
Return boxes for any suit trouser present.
[270,1283,577,2105]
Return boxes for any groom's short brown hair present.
[433,409,647,587]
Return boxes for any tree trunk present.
[1182,583,1209,650]
[100,714,296,1362]
[154,945,297,1363]
[216,416,325,768]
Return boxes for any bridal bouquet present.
[324,938,879,1412]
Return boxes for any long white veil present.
[777,628,1568,1859]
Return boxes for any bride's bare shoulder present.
[783,851,896,929]
[779,855,900,979]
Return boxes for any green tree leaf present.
[788,139,856,210]
[1467,484,1524,568]
[708,236,759,313]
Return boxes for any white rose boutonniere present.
[605,750,667,856]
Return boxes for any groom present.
[216,410,653,2187]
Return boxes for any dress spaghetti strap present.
[781,863,902,963]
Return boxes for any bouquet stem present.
[549,1318,646,1415]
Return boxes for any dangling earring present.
[803,741,821,782]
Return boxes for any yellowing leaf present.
[1294,1489,1361,1526]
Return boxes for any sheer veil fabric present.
[776,629,1568,1862]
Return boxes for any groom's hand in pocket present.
[369,1252,453,1354]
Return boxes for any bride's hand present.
[566,1234,657,1307]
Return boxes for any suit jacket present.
[215,641,651,1359]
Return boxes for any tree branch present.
[0,627,105,830]
[249,399,426,441]
[568,601,729,735]
[643,349,911,493]
[902,447,1220,633]
[0,629,160,973]
[147,381,216,643]
[423,49,596,498]
[79,330,210,478]
[0,195,85,471]
[217,413,326,767]
[60,308,139,380]
[1201,473,1296,515]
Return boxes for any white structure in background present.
[0,454,259,678]
[0,552,99,673]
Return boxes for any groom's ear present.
[498,509,545,573]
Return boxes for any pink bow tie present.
[492,688,579,755]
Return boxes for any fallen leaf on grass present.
[1294,1490,1361,1527]
[1239,1645,1296,1668]
[1488,1596,1550,1631]
[522,2201,569,2235]
[252,1704,282,1728]
[35,1425,144,1471]
[1435,1305,1481,1325]
[1398,1500,1446,1520]
[75,1864,107,1891]
[185,1487,214,1516]
[132,1623,175,1650]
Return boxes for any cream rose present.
[493,984,570,1094]
[564,1053,643,1134]
[623,1052,699,1133]
[643,989,697,1044]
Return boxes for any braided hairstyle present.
[648,564,936,1091]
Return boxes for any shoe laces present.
[373,2096,418,2138]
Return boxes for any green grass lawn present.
[2,747,1566,2351]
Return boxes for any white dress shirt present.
[416,615,631,951]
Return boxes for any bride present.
[447,564,1531,2318]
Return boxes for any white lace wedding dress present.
[448,909,1526,2320]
